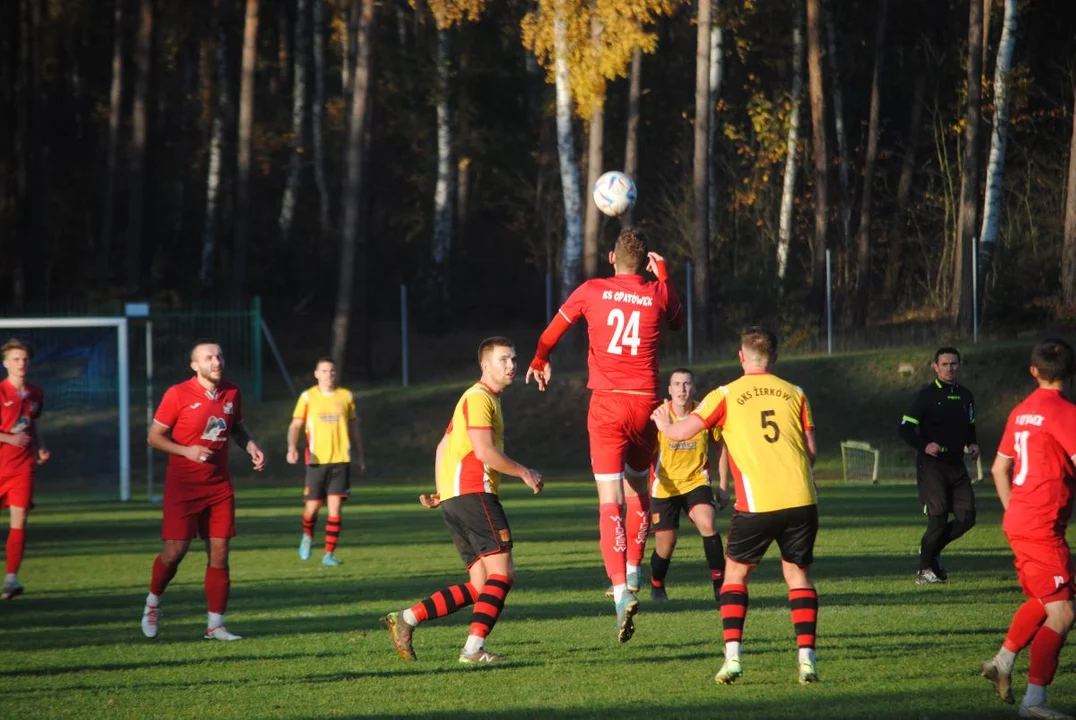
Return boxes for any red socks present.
[625,495,650,568]
[325,516,341,554]
[470,574,512,638]
[5,527,25,575]
[789,587,818,649]
[720,583,749,644]
[410,582,479,624]
[1004,598,1048,653]
[302,514,316,537]
[205,566,230,614]
[599,503,627,586]
[149,554,179,596]
[1029,626,1064,687]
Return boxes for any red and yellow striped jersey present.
[651,400,720,499]
[438,382,504,500]
[692,372,815,513]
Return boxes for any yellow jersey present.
[692,372,815,513]
[292,386,356,465]
[651,400,721,499]
[438,382,505,500]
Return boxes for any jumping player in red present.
[0,339,49,600]
[141,340,266,641]
[982,338,1076,720]
[526,228,684,642]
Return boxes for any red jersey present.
[0,379,44,474]
[154,377,244,484]
[997,388,1076,539]
[557,275,683,394]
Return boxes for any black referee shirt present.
[898,378,977,464]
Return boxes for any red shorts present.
[1009,534,1075,600]
[161,478,236,541]
[587,392,659,478]
[0,471,34,510]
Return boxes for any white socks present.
[725,641,742,660]
[799,647,816,664]
[401,608,418,627]
[463,634,484,655]
[995,647,1016,674]
[626,564,640,581]
[207,612,224,629]
[1023,683,1046,708]
[612,583,627,603]
[5,573,17,584]
[146,592,161,607]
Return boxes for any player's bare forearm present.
[349,419,366,467]
[286,419,303,453]
[148,424,193,457]
[805,429,817,467]
[992,456,1014,510]
[475,444,527,479]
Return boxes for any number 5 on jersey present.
[607,309,641,356]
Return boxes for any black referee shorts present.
[916,455,974,517]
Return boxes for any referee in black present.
[898,346,979,585]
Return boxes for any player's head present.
[190,338,225,384]
[314,357,337,389]
[739,326,778,371]
[609,227,649,275]
[1029,338,1074,385]
[478,336,517,390]
[932,346,961,383]
[1,338,31,379]
[668,368,695,406]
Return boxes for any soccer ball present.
[592,171,637,217]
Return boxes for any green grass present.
[2,479,1072,719]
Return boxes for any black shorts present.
[304,463,351,501]
[917,455,975,517]
[726,504,818,568]
[651,485,715,532]
[441,493,513,568]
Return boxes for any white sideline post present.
[126,303,152,502]
[0,317,132,502]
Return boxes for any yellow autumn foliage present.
[522,0,683,117]
[421,0,489,29]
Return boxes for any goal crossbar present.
[0,317,131,501]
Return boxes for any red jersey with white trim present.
[997,388,1076,539]
[0,379,44,474]
[557,275,683,394]
[154,377,244,484]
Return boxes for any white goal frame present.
[0,317,131,501]
[840,440,880,484]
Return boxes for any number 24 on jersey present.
[606,309,641,356]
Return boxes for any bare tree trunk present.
[852,0,888,328]
[707,0,725,249]
[621,48,641,227]
[13,0,36,306]
[777,0,804,285]
[279,0,309,247]
[805,0,829,311]
[553,3,583,304]
[311,0,330,232]
[982,0,992,72]
[823,0,851,258]
[126,0,153,292]
[278,1,291,91]
[200,0,229,288]
[331,0,374,373]
[430,28,454,316]
[692,0,712,339]
[233,0,259,299]
[883,68,926,300]
[100,0,124,291]
[1064,87,1076,307]
[582,16,604,280]
[951,0,983,328]
[978,0,1017,295]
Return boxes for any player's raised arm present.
[647,252,686,332]
[651,403,706,442]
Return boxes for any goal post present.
[0,317,131,501]
[841,440,880,484]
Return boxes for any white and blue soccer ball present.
[592,171,637,217]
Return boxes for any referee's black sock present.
[650,550,671,587]
[702,533,725,602]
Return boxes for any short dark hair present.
[741,326,778,362]
[669,368,694,382]
[1031,338,1075,382]
[478,336,514,364]
[190,338,222,360]
[614,227,649,274]
[315,356,335,368]
[934,346,961,363]
[1,338,32,360]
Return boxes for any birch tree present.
[951,0,983,328]
[692,0,712,338]
[553,4,584,302]
[777,0,804,285]
[583,13,605,279]
[200,0,229,287]
[852,0,887,328]
[823,0,851,258]
[100,0,123,290]
[977,0,1018,294]
[707,0,725,250]
[233,0,260,297]
[279,0,310,246]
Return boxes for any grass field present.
[2,478,1073,720]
